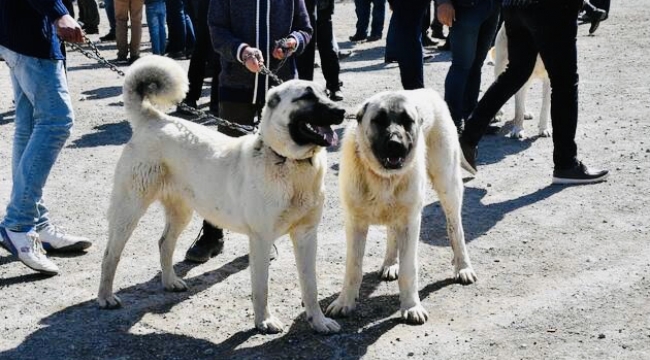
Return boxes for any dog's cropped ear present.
[267,93,281,109]
[356,102,369,123]
[414,105,425,127]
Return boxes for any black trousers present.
[186,0,220,112]
[461,0,583,170]
[296,0,342,91]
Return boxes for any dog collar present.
[255,139,314,166]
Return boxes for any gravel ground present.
[1,1,649,359]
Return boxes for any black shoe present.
[459,138,477,175]
[366,34,382,42]
[552,161,609,185]
[338,49,353,59]
[84,27,99,35]
[580,7,607,34]
[127,55,140,65]
[328,89,344,102]
[113,55,128,65]
[166,51,186,60]
[485,124,501,135]
[422,34,439,47]
[349,33,367,42]
[385,57,398,64]
[177,99,200,115]
[185,226,225,263]
[100,31,116,42]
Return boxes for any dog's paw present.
[256,316,284,334]
[98,294,122,309]
[163,277,188,292]
[538,128,552,137]
[308,315,341,334]
[456,267,478,284]
[508,127,526,140]
[380,264,399,281]
[401,304,429,325]
[524,112,534,120]
[325,296,357,318]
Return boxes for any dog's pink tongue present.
[327,130,339,147]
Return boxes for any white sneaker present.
[0,227,59,275]
[37,224,92,252]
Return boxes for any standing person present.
[77,0,101,34]
[165,0,195,59]
[296,0,344,101]
[437,0,500,132]
[349,0,386,42]
[100,0,117,41]
[183,0,313,263]
[145,0,167,55]
[459,0,609,184]
[177,0,220,113]
[0,0,92,275]
[388,0,431,90]
[114,0,145,63]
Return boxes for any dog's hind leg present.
[427,138,477,285]
[99,190,154,309]
[538,77,552,137]
[380,226,399,281]
[290,225,340,334]
[326,222,368,318]
[159,196,192,292]
[511,80,532,139]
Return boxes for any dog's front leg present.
[396,218,429,325]
[290,226,341,334]
[380,226,399,281]
[326,222,368,318]
[249,236,283,334]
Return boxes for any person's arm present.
[26,0,68,20]
[288,0,313,56]
[26,0,84,43]
[208,0,248,63]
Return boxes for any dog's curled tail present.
[122,55,188,126]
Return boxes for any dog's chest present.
[353,174,421,224]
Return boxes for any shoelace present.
[27,232,47,256]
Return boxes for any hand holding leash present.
[241,46,264,73]
[56,14,84,43]
[272,37,297,60]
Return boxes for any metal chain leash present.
[178,104,257,135]
[65,35,125,76]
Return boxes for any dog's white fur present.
[493,23,551,139]
[326,89,477,324]
[97,55,340,334]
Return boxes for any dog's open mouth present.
[299,122,339,147]
[382,156,405,169]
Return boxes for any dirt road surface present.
[1,1,649,359]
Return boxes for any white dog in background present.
[97,55,345,334]
[326,89,477,325]
[493,23,551,139]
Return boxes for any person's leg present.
[184,0,211,104]
[105,0,116,31]
[146,6,161,55]
[444,6,483,127]
[462,1,500,120]
[165,0,185,55]
[181,0,196,55]
[393,1,428,90]
[317,4,342,98]
[352,0,371,39]
[529,1,581,170]
[384,13,398,62]
[209,53,221,113]
[114,0,130,59]
[129,0,145,60]
[369,0,386,39]
[461,8,538,148]
[431,0,445,39]
[85,0,101,31]
[296,0,317,81]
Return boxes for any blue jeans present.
[444,0,500,127]
[0,45,74,232]
[353,0,386,38]
[105,0,116,31]
[146,2,167,55]
[165,0,195,54]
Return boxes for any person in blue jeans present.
[165,0,195,59]
[437,0,500,131]
[0,0,93,276]
[146,0,167,55]
[350,0,386,42]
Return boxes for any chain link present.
[65,35,125,76]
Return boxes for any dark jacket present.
[208,0,313,105]
[0,0,69,60]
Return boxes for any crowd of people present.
[0,0,610,275]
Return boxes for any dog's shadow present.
[67,120,132,148]
[81,86,122,101]
[420,185,567,247]
[1,255,455,360]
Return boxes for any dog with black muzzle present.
[326,89,477,325]
[98,56,344,334]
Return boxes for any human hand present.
[241,46,264,73]
[437,3,455,27]
[55,14,84,43]
[272,37,297,60]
